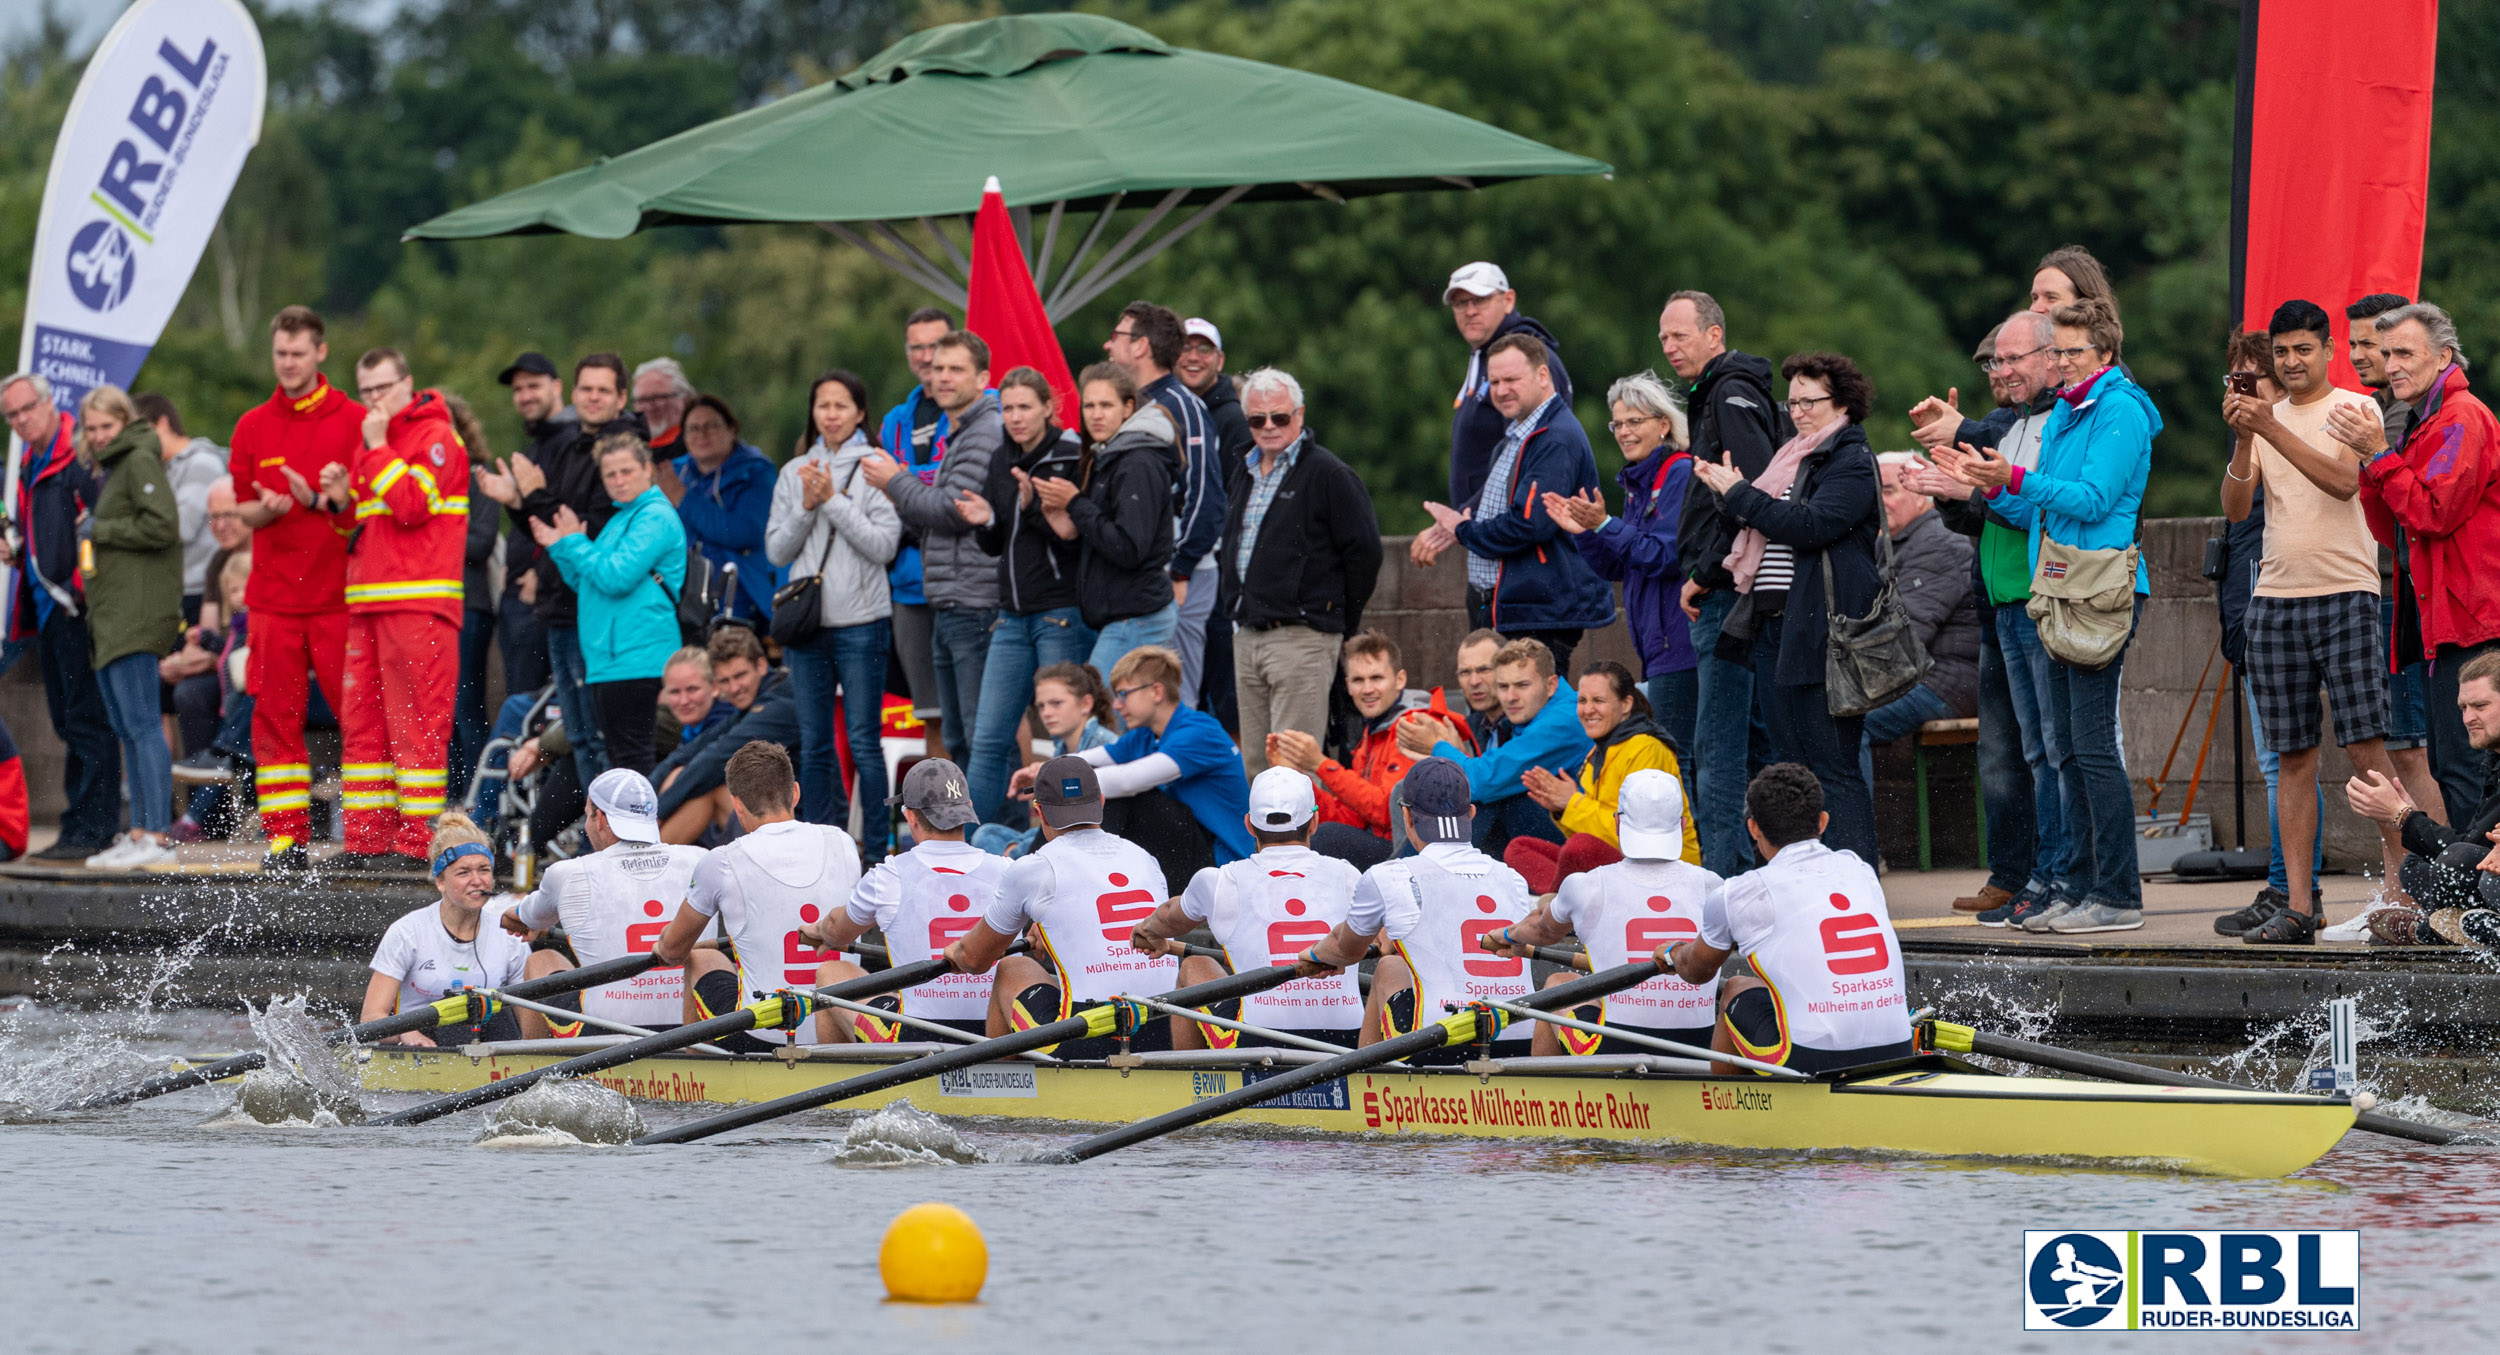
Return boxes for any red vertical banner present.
[2239,0,2438,387]
[965,176,1079,423]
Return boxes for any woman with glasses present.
[1689,351,1885,865]
[1543,371,1699,789]
[668,393,782,625]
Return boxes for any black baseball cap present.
[1400,757,1474,843]
[1033,755,1104,830]
[498,351,558,385]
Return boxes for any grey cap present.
[1033,754,1104,830]
[889,757,978,832]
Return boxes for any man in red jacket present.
[332,348,470,867]
[2336,302,2500,826]
[230,306,362,870]
[1267,630,1475,868]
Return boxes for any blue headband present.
[433,842,492,877]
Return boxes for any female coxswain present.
[360,812,533,1046]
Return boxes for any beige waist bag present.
[2026,534,2138,671]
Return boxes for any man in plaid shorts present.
[2220,299,2413,945]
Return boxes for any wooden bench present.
[1912,717,1981,871]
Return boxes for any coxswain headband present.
[433,842,491,877]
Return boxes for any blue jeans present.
[1473,791,1563,858]
[546,626,606,784]
[1690,589,1770,874]
[970,607,1097,826]
[2384,596,2428,750]
[1646,666,1698,808]
[1995,605,2069,893]
[787,617,892,861]
[1857,683,1955,795]
[930,604,997,770]
[2246,683,2324,897]
[1752,615,1878,867]
[1087,601,1180,703]
[971,821,1040,858]
[97,652,173,834]
[2039,598,2142,906]
[1974,616,2035,893]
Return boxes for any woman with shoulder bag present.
[1935,297,2158,935]
[1692,351,1887,865]
[765,369,901,861]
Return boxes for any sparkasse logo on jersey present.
[2022,1230,2359,1330]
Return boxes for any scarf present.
[1723,417,1849,593]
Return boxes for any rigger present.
[339,347,470,861]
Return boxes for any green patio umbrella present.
[402,12,1610,319]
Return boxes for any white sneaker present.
[121,837,180,871]
[82,833,131,869]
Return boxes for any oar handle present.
[636,962,1304,1146]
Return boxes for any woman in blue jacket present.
[1937,297,2158,934]
[534,432,687,775]
[668,393,782,624]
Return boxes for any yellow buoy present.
[879,1202,988,1302]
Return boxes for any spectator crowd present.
[4,244,2498,951]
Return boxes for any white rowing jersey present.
[1177,845,1364,1031]
[370,903,529,1012]
[1699,838,1909,1054]
[515,840,706,1028]
[1349,841,1534,1043]
[1548,856,1724,1032]
[846,839,1010,1023]
[982,827,1176,1017]
[687,819,864,1045]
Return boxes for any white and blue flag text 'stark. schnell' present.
[6,0,264,631]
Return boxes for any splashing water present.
[211,995,363,1125]
[477,1078,646,1146]
[828,1103,991,1166]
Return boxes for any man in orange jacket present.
[230,306,363,870]
[330,348,470,867]
[1266,630,1475,869]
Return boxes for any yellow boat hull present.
[356,1045,2355,1178]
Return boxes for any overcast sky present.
[4,0,382,54]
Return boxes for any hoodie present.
[1432,682,1592,805]
[1066,403,1179,629]
[976,422,1087,614]
[1450,310,1573,509]
[162,435,228,597]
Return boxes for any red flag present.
[965,177,1079,426]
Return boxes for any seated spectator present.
[656,645,735,759]
[670,393,782,624]
[654,624,799,844]
[1451,627,1508,750]
[168,550,255,841]
[1859,453,1980,791]
[1400,637,1591,858]
[2347,652,2500,946]
[1268,629,1467,871]
[1012,645,1246,884]
[1505,661,1699,893]
[975,660,1119,858]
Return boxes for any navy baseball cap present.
[1034,755,1103,830]
[1400,757,1473,843]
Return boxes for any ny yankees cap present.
[889,757,978,831]
[1034,754,1103,830]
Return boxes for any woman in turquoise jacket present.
[533,432,687,775]
[1939,297,2160,934]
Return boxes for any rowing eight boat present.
[354,1038,2355,1178]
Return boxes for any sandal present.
[2242,907,2318,946]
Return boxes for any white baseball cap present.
[1183,317,1224,350]
[1443,261,1511,303]
[587,767,663,843]
[1246,766,1317,832]
[1615,768,1687,860]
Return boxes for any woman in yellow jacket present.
[1506,661,1700,892]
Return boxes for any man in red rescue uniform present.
[330,347,469,867]
[230,306,362,870]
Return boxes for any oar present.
[1053,957,1668,1163]
[1922,1018,2467,1147]
[59,952,666,1111]
[634,962,1307,1146]
[370,950,982,1128]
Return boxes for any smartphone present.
[2225,371,2260,396]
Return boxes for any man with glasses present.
[1215,367,1381,776]
[1902,310,2067,921]
[877,306,960,755]
[332,348,469,868]
[1,370,120,860]
[228,305,365,869]
[1106,300,1225,711]
[631,357,693,460]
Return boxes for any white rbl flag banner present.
[7,0,265,632]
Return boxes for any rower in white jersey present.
[364,812,530,1045]
[1295,757,1535,1066]
[500,768,707,1037]
[1491,768,1724,1056]
[1127,767,1365,1050]
[943,755,1185,1057]
[804,758,1008,1044]
[652,740,863,1053]
[1661,763,1915,1075]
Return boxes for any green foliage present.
[2,0,2492,529]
